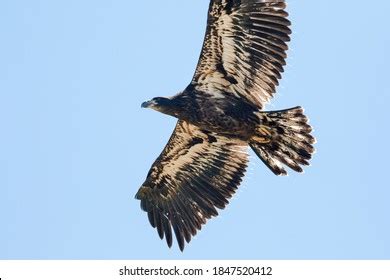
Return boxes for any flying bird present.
[136,0,315,251]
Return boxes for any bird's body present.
[136,0,316,251]
[161,88,260,141]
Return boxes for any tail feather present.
[250,106,315,176]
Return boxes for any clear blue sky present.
[1,0,389,259]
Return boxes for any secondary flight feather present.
[136,0,315,251]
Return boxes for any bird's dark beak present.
[141,100,153,108]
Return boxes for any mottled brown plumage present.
[136,0,315,251]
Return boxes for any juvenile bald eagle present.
[136,0,315,251]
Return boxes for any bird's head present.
[141,97,179,117]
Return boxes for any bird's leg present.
[252,125,272,144]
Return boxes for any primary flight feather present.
[136,0,315,251]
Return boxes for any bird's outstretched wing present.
[192,0,291,108]
[136,120,248,251]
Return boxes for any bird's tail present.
[249,106,316,175]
